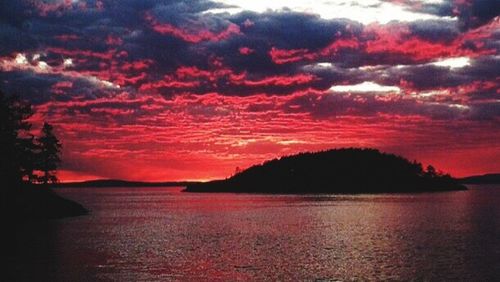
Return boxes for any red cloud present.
[139,79,200,92]
[145,12,241,43]
[320,38,360,56]
[121,60,154,71]
[364,21,497,61]
[3,2,498,183]
[106,35,123,46]
[239,47,254,55]
[137,64,316,93]
[269,47,312,64]
[54,34,80,41]
[49,95,500,181]
[51,81,74,95]
[269,18,498,65]
[47,47,117,60]
[235,74,316,87]
[175,66,214,79]
[30,88,500,183]
[269,38,360,64]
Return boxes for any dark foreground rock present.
[2,186,88,221]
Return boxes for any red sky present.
[1,0,499,181]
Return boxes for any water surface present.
[7,185,500,281]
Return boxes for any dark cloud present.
[0,0,498,112]
[0,67,124,105]
[469,101,500,121]
[0,0,498,180]
[375,55,500,92]
[0,23,38,55]
[282,92,493,121]
[409,20,459,43]
[455,0,500,30]
[0,71,59,104]
[387,0,500,30]
[231,11,360,50]
[456,55,500,80]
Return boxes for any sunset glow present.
[0,0,498,181]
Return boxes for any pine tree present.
[0,91,34,189]
[36,122,62,185]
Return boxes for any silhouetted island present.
[184,148,466,194]
[459,173,500,184]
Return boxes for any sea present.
[6,185,499,281]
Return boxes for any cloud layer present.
[0,0,499,180]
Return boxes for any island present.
[184,148,467,193]
[459,173,500,184]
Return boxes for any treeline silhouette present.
[1,92,61,187]
[1,91,86,219]
[185,148,466,193]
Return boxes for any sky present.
[0,0,499,181]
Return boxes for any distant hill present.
[185,148,466,194]
[459,174,500,184]
[56,179,199,188]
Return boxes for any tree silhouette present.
[0,91,34,190]
[1,91,87,219]
[36,123,62,185]
[0,91,62,188]
[426,165,437,177]
[20,135,38,184]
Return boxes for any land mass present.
[459,173,500,184]
[3,186,88,221]
[56,179,199,188]
[185,148,467,194]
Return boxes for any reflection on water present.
[6,185,500,281]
